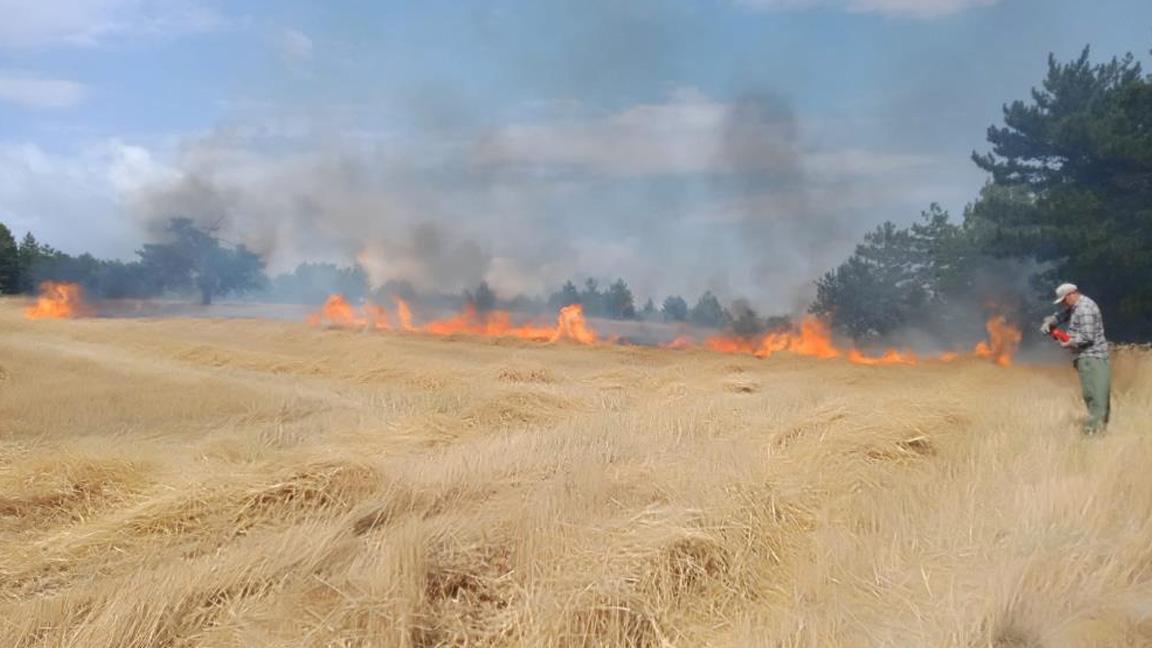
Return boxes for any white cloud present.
[736,0,1000,19]
[0,140,174,257]
[277,28,314,63]
[0,74,86,109]
[0,0,226,49]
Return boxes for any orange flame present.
[24,282,93,319]
[697,314,1020,366]
[846,348,919,366]
[305,295,1021,367]
[365,303,391,331]
[704,316,842,360]
[309,296,597,345]
[395,298,415,331]
[972,315,1022,367]
[551,304,598,344]
[307,294,366,329]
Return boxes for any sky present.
[1,0,1150,309]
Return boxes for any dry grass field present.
[2,297,1151,647]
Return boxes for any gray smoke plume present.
[125,3,927,313]
[716,92,866,313]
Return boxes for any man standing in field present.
[1041,283,1111,434]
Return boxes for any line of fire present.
[23,281,1022,367]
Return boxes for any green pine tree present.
[969,45,1152,340]
[0,222,19,294]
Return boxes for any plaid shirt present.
[1055,295,1109,360]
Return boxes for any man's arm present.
[1065,305,1099,348]
[1041,308,1071,334]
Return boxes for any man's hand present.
[1040,315,1057,334]
[1060,338,1076,348]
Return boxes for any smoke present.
[356,222,490,295]
[715,92,867,312]
[123,3,938,313]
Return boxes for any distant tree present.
[662,295,688,322]
[0,222,19,294]
[268,262,369,304]
[548,280,581,309]
[137,218,266,305]
[604,279,636,319]
[7,223,267,302]
[24,249,101,289]
[16,232,44,293]
[690,291,727,328]
[810,220,928,339]
[376,279,418,304]
[466,280,497,313]
[93,259,155,299]
[763,314,792,331]
[580,278,604,316]
[640,298,657,319]
[727,299,764,338]
[504,294,542,313]
[810,203,999,340]
[908,203,979,300]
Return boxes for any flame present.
[365,303,391,330]
[778,317,841,359]
[695,314,1019,366]
[972,315,1022,367]
[309,296,596,345]
[307,294,366,329]
[704,316,841,360]
[846,348,919,366]
[305,295,1021,367]
[24,282,92,319]
[395,298,415,331]
[551,304,598,344]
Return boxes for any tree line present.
[3,44,1149,340]
[0,218,265,305]
[542,278,790,333]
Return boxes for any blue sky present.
[1,0,1150,306]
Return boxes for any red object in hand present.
[1049,327,1070,343]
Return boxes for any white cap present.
[1053,283,1078,304]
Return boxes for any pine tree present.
[661,295,688,322]
[690,291,726,328]
[549,280,581,309]
[17,232,41,293]
[0,222,18,294]
[604,279,636,320]
[640,298,657,319]
[969,45,1152,340]
[466,281,497,313]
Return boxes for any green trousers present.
[1074,356,1111,433]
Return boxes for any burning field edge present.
[22,282,1025,367]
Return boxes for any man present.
[1040,283,1111,434]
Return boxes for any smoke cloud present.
[126,89,941,312]
[124,2,948,314]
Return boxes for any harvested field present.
[2,298,1151,647]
